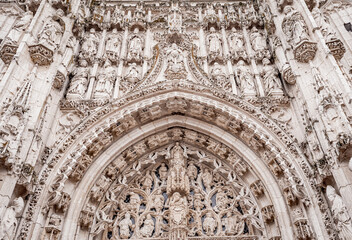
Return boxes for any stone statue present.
[201,168,213,192]
[105,29,121,61]
[193,188,204,212]
[0,197,24,240]
[67,60,89,99]
[326,185,352,239]
[159,163,168,184]
[237,60,256,95]
[250,27,267,53]
[125,63,140,84]
[312,7,336,42]
[187,163,198,183]
[140,214,154,237]
[167,143,190,195]
[80,28,99,62]
[211,63,230,90]
[118,213,134,239]
[127,28,143,62]
[128,192,141,212]
[6,11,33,44]
[282,6,309,45]
[250,27,269,60]
[38,13,64,50]
[168,2,182,33]
[142,170,153,192]
[169,192,188,226]
[261,58,282,96]
[94,60,116,98]
[151,189,164,212]
[215,190,228,211]
[222,212,244,235]
[228,29,247,60]
[206,27,222,60]
[203,212,216,235]
[165,43,185,75]
[111,5,124,24]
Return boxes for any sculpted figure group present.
[97,143,264,239]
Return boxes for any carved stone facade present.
[0,0,351,240]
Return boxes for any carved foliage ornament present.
[88,143,265,240]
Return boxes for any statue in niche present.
[80,28,99,63]
[228,29,247,60]
[211,63,230,91]
[38,11,64,50]
[127,28,143,62]
[326,185,352,239]
[187,163,198,184]
[141,170,153,192]
[243,4,258,26]
[105,29,121,61]
[169,192,188,226]
[0,197,24,240]
[215,190,228,212]
[201,168,213,192]
[111,5,124,24]
[165,43,186,79]
[118,213,134,239]
[140,214,154,237]
[282,6,309,45]
[127,192,141,213]
[6,11,33,44]
[203,212,216,235]
[250,27,269,60]
[312,7,336,42]
[159,163,168,185]
[167,143,190,194]
[205,3,216,16]
[94,60,116,97]
[206,27,222,60]
[237,60,256,95]
[125,63,140,84]
[151,189,164,212]
[168,2,182,33]
[193,188,204,212]
[261,58,283,96]
[67,59,89,99]
[134,2,145,21]
[222,212,244,235]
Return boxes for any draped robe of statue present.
[67,60,89,99]
[38,17,64,50]
[0,198,24,240]
[282,6,309,45]
[327,186,352,239]
[6,12,33,43]
[167,143,190,240]
[206,27,222,59]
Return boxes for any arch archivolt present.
[62,125,293,240]
[22,87,329,240]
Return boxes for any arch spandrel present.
[31,88,325,240]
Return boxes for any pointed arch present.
[21,85,329,240]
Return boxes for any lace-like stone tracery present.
[91,143,264,240]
